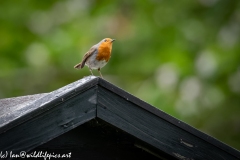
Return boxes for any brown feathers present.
[74,47,97,69]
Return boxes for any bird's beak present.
[111,39,116,42]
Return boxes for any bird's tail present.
[74,62,84,69]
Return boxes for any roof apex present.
[0,76,239,159]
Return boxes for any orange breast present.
[96,43,112,62]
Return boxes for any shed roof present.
[0,76,239,159]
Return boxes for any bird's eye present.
[104,39,107,42]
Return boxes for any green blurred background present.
[0,0,240,150]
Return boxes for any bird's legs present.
[98,68,103,78]
[89,68,94,76]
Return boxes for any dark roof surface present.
[0,93,47,128]
[0,76,239,160]
[0,76,96,132]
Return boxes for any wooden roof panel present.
[0,76,239,159]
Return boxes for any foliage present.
[0,0,240,150]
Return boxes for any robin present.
[74,38,115,78]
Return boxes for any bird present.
[74,38,115,78]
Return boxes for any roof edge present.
[0,76,99,134]
[98,78,240,159]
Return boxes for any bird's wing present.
[74,45,97,69]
